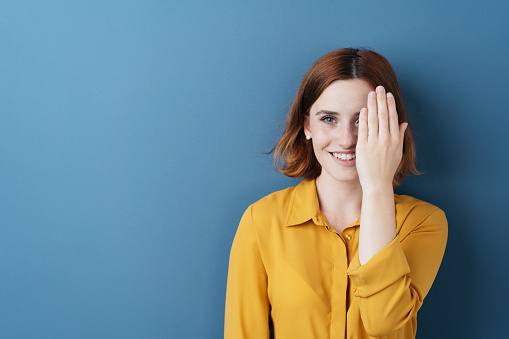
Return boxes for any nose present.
[334,124,357,148]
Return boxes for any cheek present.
[310,124,334,142]
[310,132,331,153]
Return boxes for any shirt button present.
[345,234,352,240]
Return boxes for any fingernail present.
[387,92,394,100]
[369,92,376,99]
[377,86,385,94]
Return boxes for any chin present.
[334,175,359,183]
[320,168,359,184]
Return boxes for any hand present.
[355,86,408,192]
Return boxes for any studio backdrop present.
[0,0,508,338]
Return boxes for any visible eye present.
[320,116,336,124]
[355,118,360,126]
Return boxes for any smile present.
[331,152,356,160]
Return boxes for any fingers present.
[376,86,389,140]
[399,122,408,146]
[366,86,403,145]
[367,91,378,140]
[387,92,400,138]
[358,107,368,143]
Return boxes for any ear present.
[303,116,311,137]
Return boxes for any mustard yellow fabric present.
[225,179,447,339]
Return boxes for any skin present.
[304,79,408,265]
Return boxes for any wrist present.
[361,184,394,198]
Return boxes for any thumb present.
[399,122,408,143]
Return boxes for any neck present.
[315,174,363,231]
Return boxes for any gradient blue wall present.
[1,1,508,338]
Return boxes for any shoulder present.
[394,194,448,237]
[242,179,314,229]
[247,184,298,222]
[394,194,445,216]
[234,184,299,248]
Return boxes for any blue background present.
[1,1,508,338]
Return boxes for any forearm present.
[359,185,397,265]
[348,238,417,337]
[348,206,448,336]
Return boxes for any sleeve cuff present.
[347,237,410,298]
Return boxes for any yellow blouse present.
[225,179,447,339]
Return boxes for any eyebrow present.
[315,110,360,117]
[315,110,339,116]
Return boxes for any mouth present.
[331,152,356,161]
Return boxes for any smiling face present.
[304,79,374,184]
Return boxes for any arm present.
[347,208,448,336]
[224,206,270,339]
[356,86,407,265]
[352,86,447,336]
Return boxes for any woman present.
[225,48,447,339]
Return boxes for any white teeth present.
[332,152,356,160]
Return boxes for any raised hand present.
[355,86,408,192]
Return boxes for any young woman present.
[225,48,448,339]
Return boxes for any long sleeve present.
[347,208,448,337]
[224,206,270,339]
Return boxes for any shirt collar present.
[284,179,325,227]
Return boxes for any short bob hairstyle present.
[273,48,419,187]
